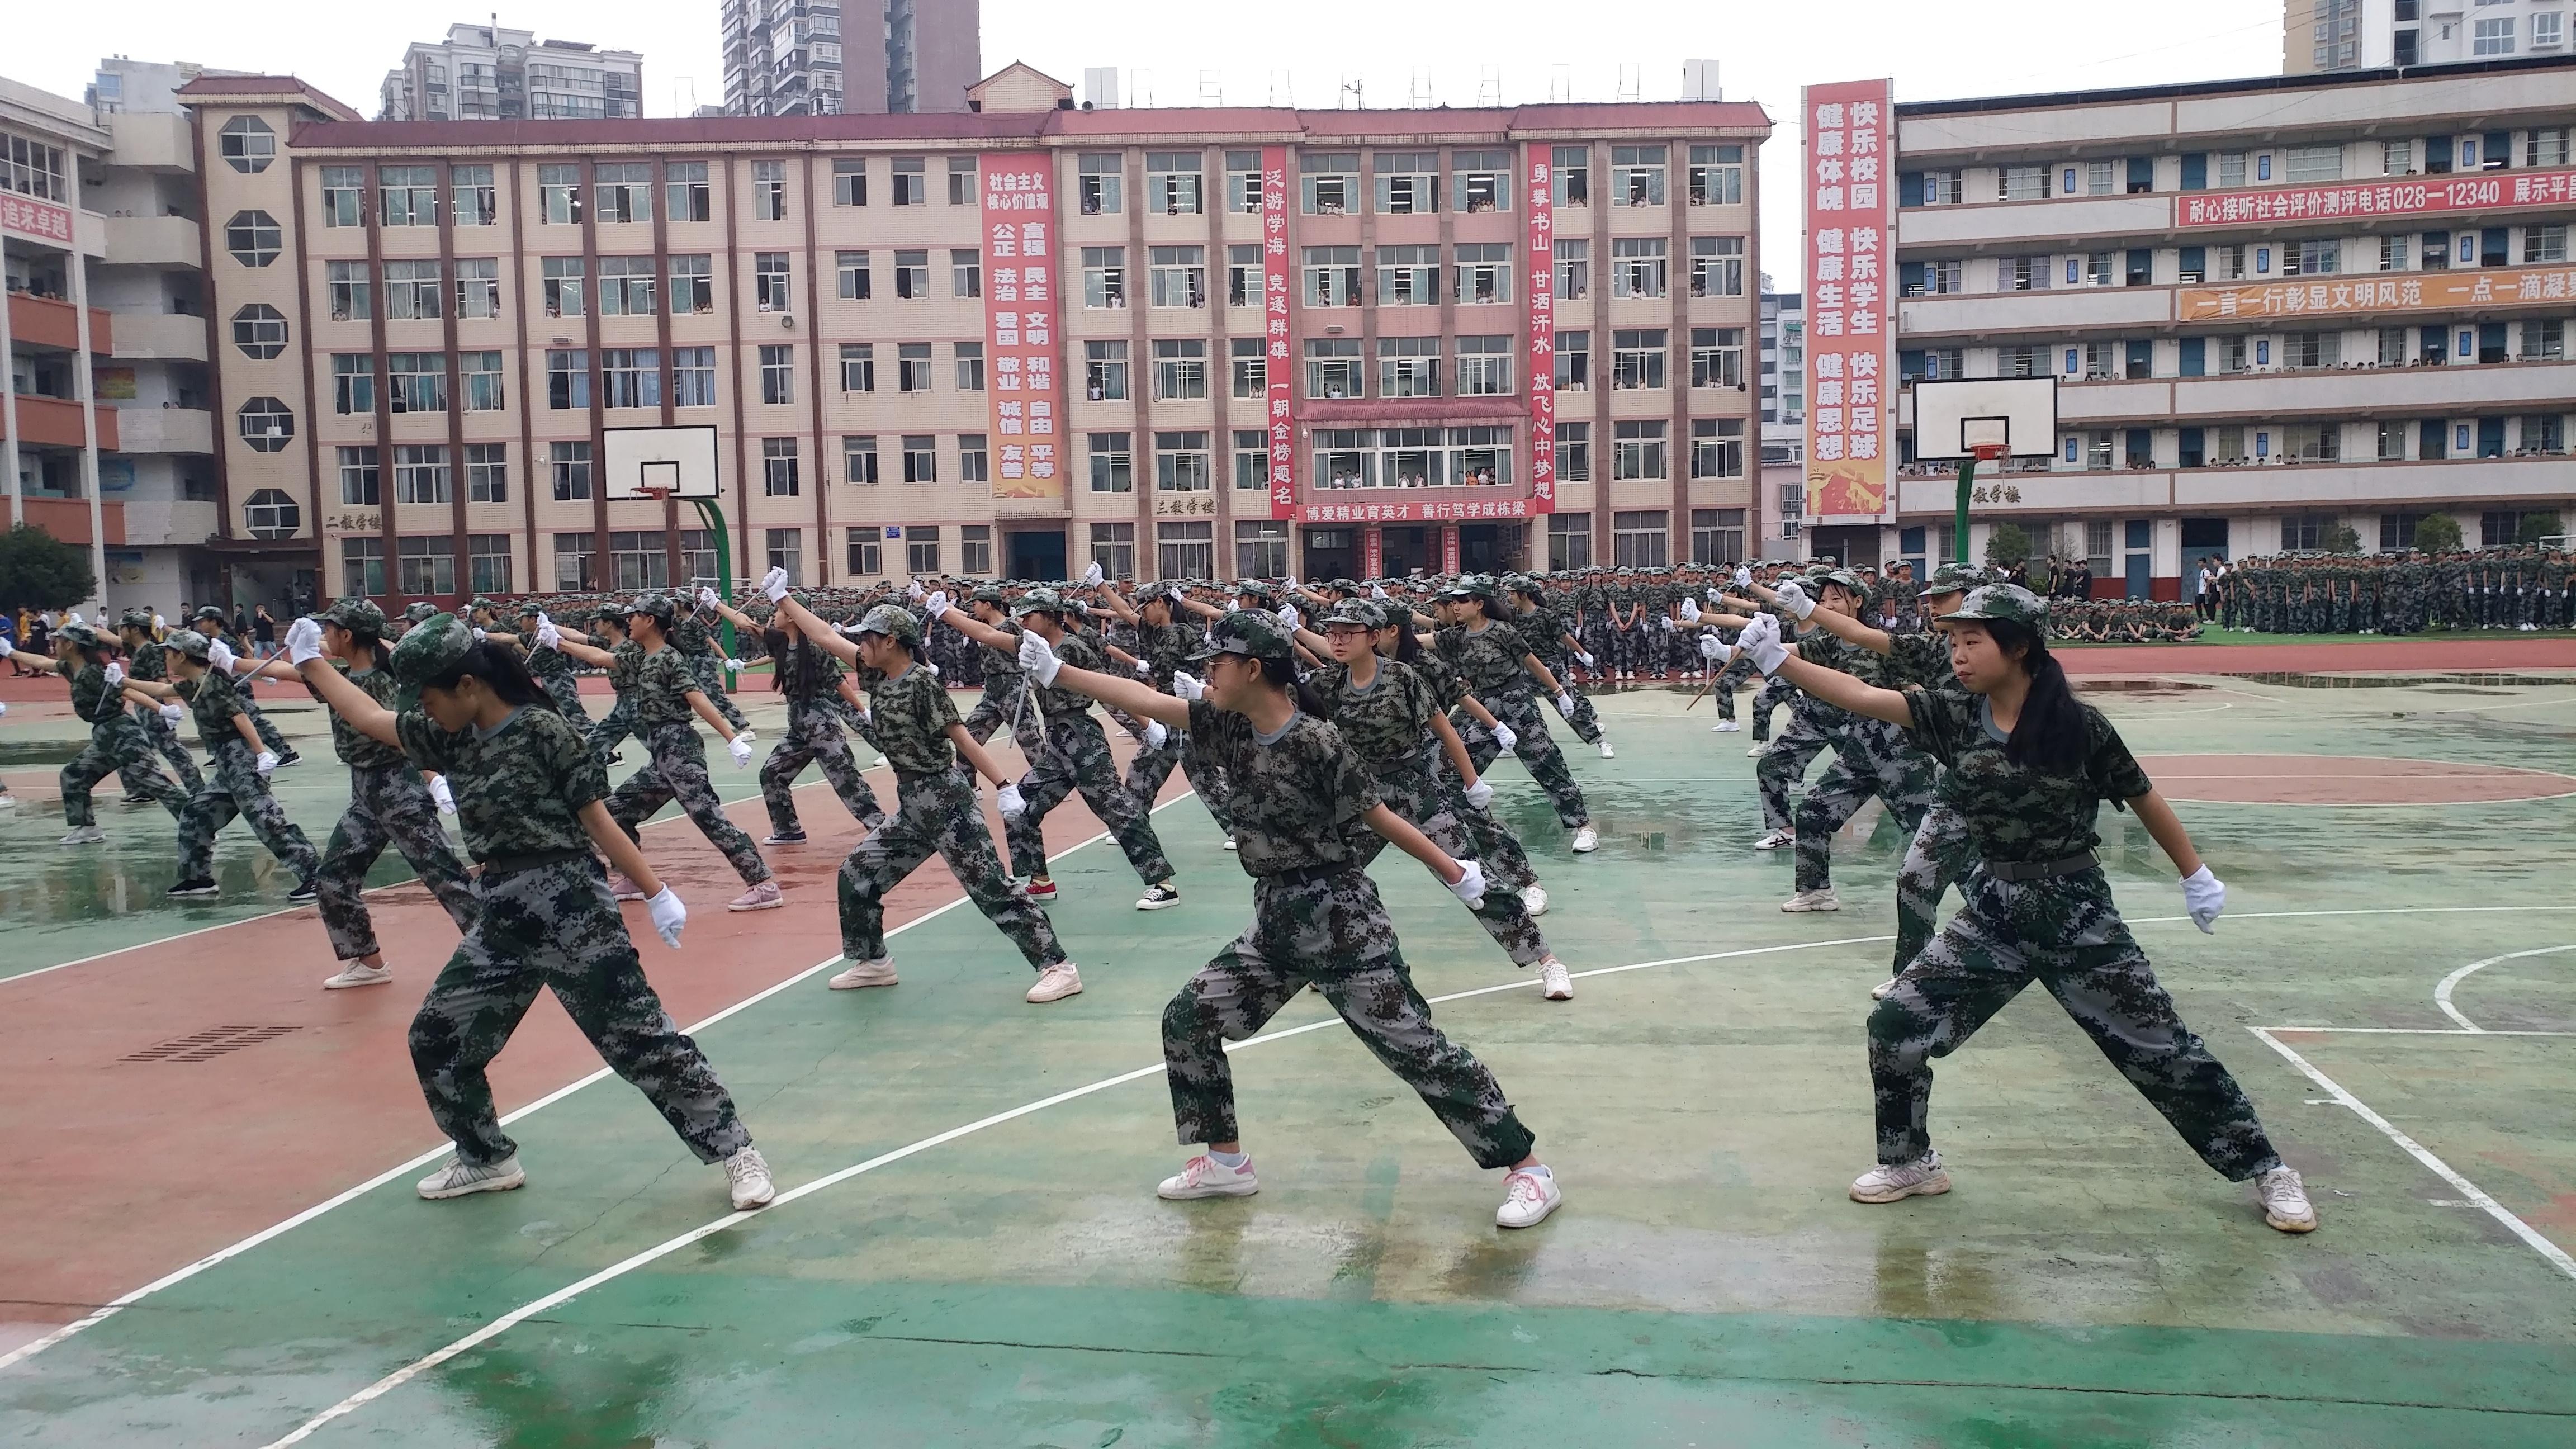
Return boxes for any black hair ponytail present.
[425,640,555,712]
[1389,621,1423,665]
[1985,619,2086,772]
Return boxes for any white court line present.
[2433,943,2576,1032]
[2250,1027,2576,1285]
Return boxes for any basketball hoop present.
[1970,443,2007,463]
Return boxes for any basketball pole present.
[685,494,738,663]
[1955,443,2005,566]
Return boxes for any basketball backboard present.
[603,424,721,500]
[1910,378,2057,462]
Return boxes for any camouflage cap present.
[402,602,443,624]
[1186,607,1298,667]
[389,612,476,689]
[968,584,1007,605]
[1134,580,1180,604]
[56,621,106,651]
[163,628,212,660]
[1940,583,2050,627]
[1328,578,1361,595]
[1922,562,1988,598]
[1318,599,1382,629]
[624,592,679,624]
[854,602,922,643]
[117,608,157,632]
[1010,586,1068,618]
[320,597,390,636]
[1234,579,1278,603]
[191,605,229,624]
[467,596,501,615]
[1811,567,1866,594]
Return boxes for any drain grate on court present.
[119,1025,301,1064]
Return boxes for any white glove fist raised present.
[759,566,790,602]
[647,886,688,948]
[536,619,563,650]
[1740,613,1791,675]
[1171,671,1206,703]
[207,639,236,671]
[286,617,324,665]
[924,590,951,620]
[1774,579,1817,621]
[1016,629,1062,686]
[103,661,126,688]
[1679,598,1702,624]
[2181,865,2225,933]
[1276,603,1300,629]
[698,586,721,609]
[1699,634,1732,662]
[1733,565,1754,589]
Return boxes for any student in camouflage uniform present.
[1508,577,1609,755]
[187,606,299,765]
[287,613,775,1210]
[41,623,190,844]
[120,628,319,899]
[951,586,1044,751]
[935,586,1181,909]
[1388,605,1547,912]
[557,594,780,910]
[1421,576,1599,854]
[115,610,205,798]
[513,603,593,728]
[1096,581,1238,837]
[569,608,638,764]
[703,589,886,845]
[1015,608,1565,1229]
[1737,585,2317,1234]
[764,588,1082,1002]
[673,595,754,735]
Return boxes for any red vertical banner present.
[1441,525,1460,575]
[1524,144,1557,514]
[1802,80,1895,521]
[1362,526,1383,580]
[982,154,1064,500]
[1262,144,1296,520]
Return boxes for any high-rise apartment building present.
[379,25,642,123]
[722,0,981,116]
[1756,288,1802,553]
[2285,0,2571,74]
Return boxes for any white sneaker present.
[828,957,898,990]
[323,963,392,990]
[1569,826,1599,853]
[1495,1167,1562,1228]
[2256,1165,2317,1233]
[1136,883,1181,910]
[1158,1153,1259,1199]
[1519,884,1549,916]
[1598,740,1616,759]
[417,1154,526,1200]
[1869,976,1901,1001]
[1746,742,1771,757]
[1850,1151,1950,1204]
[1221,838,1238,851]
[724,1146,775,1209]
[1753,828,1794,851]
[0,794,16,810]
[1781,887,1841,913]
[1716,719,1741,732]
[1026,962,1084,1003]
[1538,956,1574,1001]
[58,825,107,845]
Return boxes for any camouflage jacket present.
[1030,629,1109,720]
[1877,629,1957,692]
[1133,619,1199,692]
[1517,605,1575,665]
[315,662,408,771]
[1901,686,2153,864]
[606,640,647,697]
[673,612,717,657]
[976,617,1025,688]
[1187,700,1381,878]
[60,660,119,725]
[129,641,172,684]
[1412,648,1472,712]
[525,639,576,680]
[175,666,248,751]
[1434,619,1536,696]
[1306,657,1445,770]
[396,704,607,863]
[629,646,701,730]
[866,662,961,776]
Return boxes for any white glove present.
[698,586,721,609]
[724,657,745,672]
[471,626,489,642]
[1016,629,1061,686]
[1142,720,1168,750]
[255,749,280,776]
[737,727,757,745]
[2181,865,2225,934]
[647,886,688,949]
[1286,573,1300,591]
[536,618,563,650]
[208,639,236,671]
[906,579,927,601]
[1733,565,1753,589]
[1223,598,1239,613]
[66,612,84,626]
[1576,650,1597,666]
[286,617,324,665]
[1740,613,1789,674]
[1079,561,1104,588]
[1464,778,1493,809]
[996,783,1027,818]
[728,732,755,768]
[104,661,126,688]
[1774,580,1816,621]
[1699,634,1733,662]
[1370,583,1389,599]
[1555,691,1576,720]
[1491,721,1517,754]
[0,700,6,716]
[760,566,790,602]
[1171,671,1206,703]
[0,636,12,658]
[160,702,184,723]
[924,590,951,619]
[1276,603,1300,630]
[429,775,456,815]
[1446,859,1488,907]
[925,661,940,679]
[1679,598,1701,624]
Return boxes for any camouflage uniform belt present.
[479,847,594,877]
[1980,851,2097,882]
[1269,861,1367,886]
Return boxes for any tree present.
[2413,513,2463,554]
[1984,522,2033,569]
[0,524,94,614]
[2518,513,2563,548]
[2323,525,2362,555]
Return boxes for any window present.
[1234,429,1268,491]
[821,252,869,306]
[546,349,590,411]
[553,533,596,591]
[549,441,593,500]
[604,532,667,590]
[379,165,437,226]
[2280,514,2326,552]
[1456,244,1511,304]
[1066,152,1123,215]
[1153,339,1208,400]
[343,537,385,596]
[757,437,800,496]
[1302,151,1358,214]
[954,341,986,391]
[464,443,508,504]
[765,529,802,584]
[231,304,288,359]
[590,255,654,316]
[387,352,447,414]
[1555,330,1590,391]
[240,487,299,539]
[1998,164,2049,201]
[1227,150,1265,213]
[1456,336,1510,395]
[1613,420,1668,479]
[673,348,716,408]
[951,247,982,299]
[2380,512,2427,550]
[1553,144,1590,206]
[2538,11,2567,49]
[874,155,920,209]
[318,167,364,226]
[881,434,929,484]
[1235,520,1289,576]
[1231,337,1267,398]
[836,342,878,394]
[331,354,376,415]
[2522,319,2565,359]
[218,116,273,172]
[645,256,704,316]
[1613,329,1668,390]
[1376,151,1439,214]
[2002,255,2049,291]
[601,348,660,409]
[1688,144,1743,206]
[1613,509,1669,566]
[398,536,456,596]
[1912,168,1963,205]
[1612,237,1668,299]
[1550,242,1591,305]
[1157,521,1214,579]
[2521,414,2566,452]
[1690,327,1746,389]
[2530,127,2572,168]
[453,258,500,319]
[750,252,790,312]
[2526,224,2569,264]
[1555,422,1590,482]
[2474,16,2515,54]
[1612,145,1666,206]
[336,446,381,505]
[238,397,294,452]
[1086,339,1129,400]
[1379,335,1440,397]
[844,435,880,484]
[542,257,585,317]
[1306,338,1362,399]
[821,159,866,212]
[1154,430,1213,493]
[1090,432,1135,493]
[895,342,932,394]
[1453,150,1509,212]
[1089,522,1135,579]
[2286,238,2340,276]
[538,164,583,224]
[1303,245,1362,308]
[760,344,795,405]
[2285,331,2341,370]
[960,434,990,483]
[897,525,940,574]
[375,259,438,321]
[1145,151,1202,214]
[752,160,789,220]
[1690,236,1745,297]
[666,161,711,221]
[224,211,280,267]
[1081,247,1127,308]
[1368,244,1436,307]
[942,154,977,206]
[444,164,495,227]
[392,444,450,504]
[1148,245,1206,309]
[1547,513,1593,570]
[2284,423,2340,462]
[1690,508,1746,565]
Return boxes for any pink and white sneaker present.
[727,881,784,911]
[1157,1153,1259,1200]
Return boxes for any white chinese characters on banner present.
[1802,80,1894,520]
[982,155,1063,499]
[1262,144,1296,519]
[1524,143,1556,514]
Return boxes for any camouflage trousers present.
[606,722,772,886]
[1748,675,1798,741]
[1161,867,1536,1169]
[408,855,752,1168]
[1422,741,1537,892]
[1005,716,1174,886]
[838,768,1064,969]
[962,681,1043,753]
[1458,689,1589,830]
[539,671,593,730]
[586,695,634,761]
[1793,721,1938,893]
[1549,674,1606,745]
[314,761,481,962]
[1892,799,1971,978]
[1365,761,1550,967]
[687,652,752,733]
[1755,704,1835,832]
[62,716,188,827]
[760,704,887,838]
[1123,725,1237,834]
[240,694,290,755]
[1867,865,2281,1180]
[1710,654,1761,722]
[127,703,205,795]
[178,739,319,883]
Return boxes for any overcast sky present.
[23,1,2281,287]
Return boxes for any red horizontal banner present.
[2176,168,2576,229]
